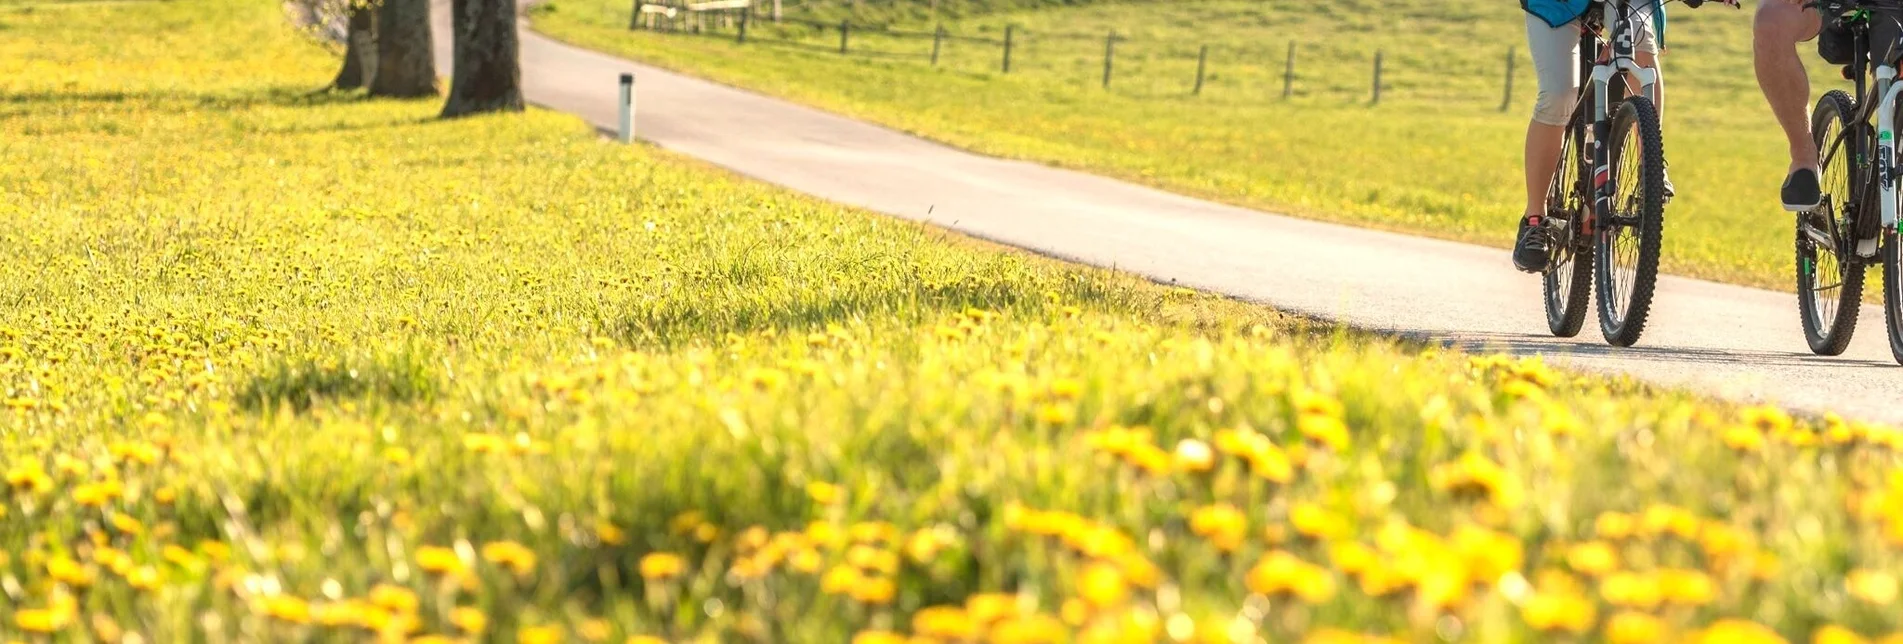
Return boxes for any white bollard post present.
[618,72,635,143]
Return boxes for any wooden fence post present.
[1501,47,1515,112]
[1372,50,1383,105]
[1194,44,1208,95]
[1003,25,1015,73]
[1103,31,1116,89]
[1282,41,1295,99]
[932,25,945,66]
[839,19,850,54]
[737,7,749,43]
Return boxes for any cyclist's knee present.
[1755,0,1819,45]
[1534,89,1575,126]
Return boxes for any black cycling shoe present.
[1783,167,1822,212]
[1513,215,1555,273]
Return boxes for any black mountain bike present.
[1541,0,1735,346]
[1798,0,1903,363]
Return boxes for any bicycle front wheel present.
[1800,89,1864,356]
[1595,96,1666,347]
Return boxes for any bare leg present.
[1526,121,1566,219]
[1756,1,1823,171]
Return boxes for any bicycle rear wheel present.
[1543,96,1593,337]
[1595,96,1665,347]
[1800,89,1865,356]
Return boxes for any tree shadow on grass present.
[611,260,1132,347]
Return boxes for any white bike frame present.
[1872,61,1900,257]
[1587,0,1659,223]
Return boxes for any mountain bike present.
[1798,0,1903,363]
[1541,0,1736,346]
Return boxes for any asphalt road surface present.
[429,1,1903,424]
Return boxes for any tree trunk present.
[368,0,437,98]
[331,4,378,90]
[440,0,524,118]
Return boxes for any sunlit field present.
[0,0,1900,641]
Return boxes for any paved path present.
[429,1,1903,424]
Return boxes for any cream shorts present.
[1526,7,1659,126]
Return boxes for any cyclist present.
[1752,0,1840,214]
[1513,0,1671,273]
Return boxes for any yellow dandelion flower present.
[1607,611,1669,644]
[1693,619,1788,644]
[46,556,92,587]
[1848,569,1900,604]
[1124,444,1172,476]
[1245,550,1335,604]
[1597,512,1637,540]
[790,548,823,573]
[1742,405,1795,435]
[1600,571,1663,610]
[5,464,51,493]
[1247,444,1296,483]
[904,529,944,563]
[1452,525,1523,583]
[595,521,628,546]
[15,608,68,633]
[1639,505,1701,540]
[519,625,565,644]
[1078,561,1128,609]
[1188,504,1248,552]
[481,541,537,577]
[1060,598,1090,626]
[1723,425,1766,452]
[1037,404,1075,426]
[1297,413,1350,451]
[1520,589,1596,633]
[1658,568,1717,606]
[415,546,465,576]
[850,576,897,605]
[369,584,419,614]
[577,618,613,641]
[450,606,488,634]
[913,606,978,640]
[639,553,686,581]
[260,595,312,624]
[1289,502,1347,540]
[1565,541,1620,577]
[109,513,143,535]
[1815,625,1870,644]
[1119,553,1162,589]
[1173,438,1216,473]
[846,544,899,575]
[126,566,160,591]
[965,592,1021,624]
[990,614,1067,644]
[72,481,120,507]
[1328,541,1377,575]
[821,565,861,595]
[462,433,507,453]
[1700,522,1749,560]
[807,481,844,505]
[853,631,908,644]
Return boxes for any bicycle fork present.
[1587,2,1657,229]
[1873,63,1901,257]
